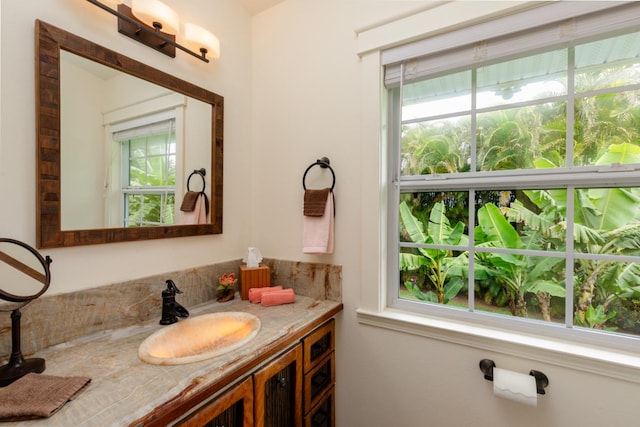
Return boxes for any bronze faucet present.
[160,280,190,325]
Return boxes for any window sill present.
[356,307,640,383]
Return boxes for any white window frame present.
[102,93,186,227]
[355,1,640,381]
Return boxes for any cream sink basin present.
[138,312,261,365]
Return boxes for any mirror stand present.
[0,309,46,387]
[0,237,52,387]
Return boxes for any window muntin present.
[390,26,640,341]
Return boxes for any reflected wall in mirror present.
[36,20,223,248]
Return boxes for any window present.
[112,116,176,227]
[386,3,640,347]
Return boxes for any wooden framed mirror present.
[35,20,223,248]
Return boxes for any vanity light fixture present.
[85,0,220,63]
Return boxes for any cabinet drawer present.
[174,376,254,427]
[304,385,335,427]
[303,352,335,414]
[303,319,334,373]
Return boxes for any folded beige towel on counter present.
[0,373,91,421]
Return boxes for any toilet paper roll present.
[493,367,538,407]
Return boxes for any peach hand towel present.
[261,289,296,307]
[302,190,334,254]
[180,193,207,224]
[248,286,283,303]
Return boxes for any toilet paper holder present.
[479,359,549,395]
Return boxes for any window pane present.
[399,192,470,306]
[128,158,146,187]
[399,191,469,244]
[475,189,567,252]
[401,118,471,175]
[146,156,168,186]
[129,139,147,159]
[474,254,565,323]
[573,187,640,255]
[147,136,169,156]
[574,259,640,337]
[399,249,469,307]
[476,102,566,171]
[163,194,176,224]
[575,31,640,92]
[402,70,471,120]
[477,49,567,109]
[574,90,640,167]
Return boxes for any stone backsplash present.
[0,259,341,361]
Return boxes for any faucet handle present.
[165,279,183,295]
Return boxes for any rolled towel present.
[248,286,283,303]
[261,289,296,307]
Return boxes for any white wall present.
[251,1,640,426]
[0,0,253,293]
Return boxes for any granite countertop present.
[3,295,342,427]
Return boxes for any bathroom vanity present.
[1,295,342,427]
[173,319,335,427]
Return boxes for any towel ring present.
[303,157,335,191]
[187,168,206,192]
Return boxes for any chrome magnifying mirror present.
[0,238,52,386]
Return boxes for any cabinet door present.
[254,344,303,427]
[175,376,254,427]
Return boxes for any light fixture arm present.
[86,0,210,63]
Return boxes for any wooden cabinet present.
[302,319,335,427]
[175,376,254,427]
[254,344,303,427]
[167,319,335,427]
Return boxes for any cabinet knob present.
[278,377,287,388]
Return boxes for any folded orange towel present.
[261,289,296,307]
[248,286,283,303]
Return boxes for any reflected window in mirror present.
[113,115,177,227]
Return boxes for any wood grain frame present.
[35,20,224,248]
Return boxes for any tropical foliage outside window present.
[391,29,640,339]
[121,119,176,227]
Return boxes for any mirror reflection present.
[60,51,212,230]
[0,239,51,311]
[35,20,224,248]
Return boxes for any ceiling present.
[236,0,285,15]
